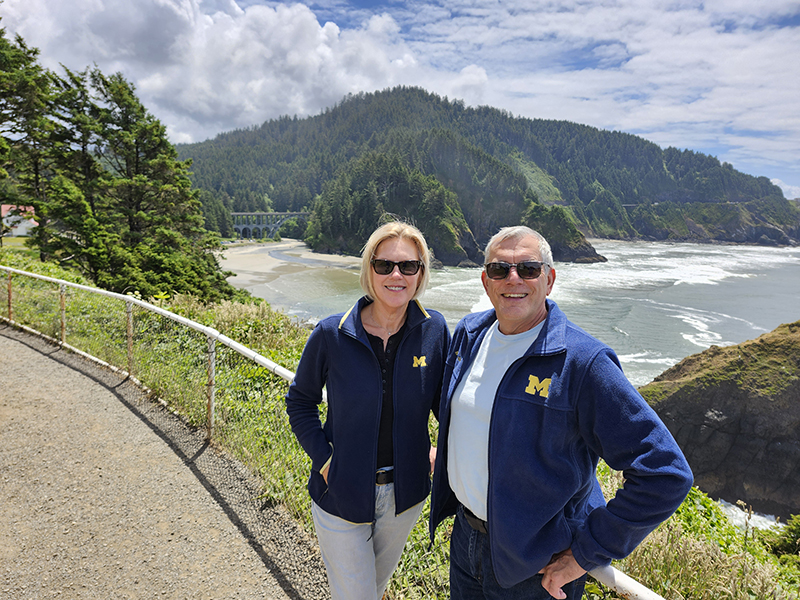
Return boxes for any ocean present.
[226,239,800,388]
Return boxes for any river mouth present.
[222,240,361,282]
[222,240,363,320]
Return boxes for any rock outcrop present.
[629,198,800,247]
[550,238,608,263]
[639,321,800,519]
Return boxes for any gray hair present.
[484,226,554,268]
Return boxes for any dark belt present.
[376,470,394,485]
[463,506,488,534]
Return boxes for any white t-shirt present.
[447,320,544,520]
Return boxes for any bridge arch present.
[231,212,311,239]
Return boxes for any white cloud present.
[150,3,431,140]
[1,0,426,142]
[417,0,800,189]
[1,0,799,190]
[773,179,800,200]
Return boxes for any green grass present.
[0,236,28,249]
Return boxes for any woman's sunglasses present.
[370,259,423,276]
[484,261,545,280]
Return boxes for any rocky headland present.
[640,320,800,520]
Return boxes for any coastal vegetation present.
[640,321,800,522]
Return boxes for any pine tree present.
[0,26,56,259]
[81,69,234,300]
[0,24,238,301]
[42,68,113,281]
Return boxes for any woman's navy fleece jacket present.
[286,296,450,524]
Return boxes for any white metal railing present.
[2,265,294,439]
[0,264,664,600]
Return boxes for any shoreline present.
[220,239,361,278]
[219,239,362,293]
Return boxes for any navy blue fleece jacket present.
[286,296,449,523]
[429,300,693,588]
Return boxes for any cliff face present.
[523,203,608,264]
[628,198,800,246]
[640,321,800,519]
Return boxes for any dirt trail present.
[0,324,327,600]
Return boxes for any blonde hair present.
[484,226,554,268]
[359,221,431,301]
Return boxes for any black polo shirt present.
[366,322,406,469]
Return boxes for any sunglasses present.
[370,258,423,276]
[484,261,545,280]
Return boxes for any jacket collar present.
[463,299,567,356]
[337,295,431,338]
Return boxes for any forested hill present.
[178,86,800,265]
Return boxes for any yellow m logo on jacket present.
[525,375,551,398]
[413,356,427,367]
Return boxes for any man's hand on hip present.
[538,548,586,599]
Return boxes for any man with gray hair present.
[429,226,692,599]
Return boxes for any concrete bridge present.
[232,211,310,239]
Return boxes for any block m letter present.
[525,375,551,398]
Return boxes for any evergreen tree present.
[42,67,112,281]
[81,69,234,300]
[0,26,56,259]
[178,86,798,251]
[0,24,238,301]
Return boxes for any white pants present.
[311,483,424,600]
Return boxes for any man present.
[429,226,693,599]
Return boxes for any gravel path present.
[0,324,328,600]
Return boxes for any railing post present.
[59,284,66,344]
[6,271,12,321]
[206,334,216,441]
[126,301,134,376]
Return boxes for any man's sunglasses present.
[484,261,545,280]
[370,259,423,276]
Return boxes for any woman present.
[285,221,449,600]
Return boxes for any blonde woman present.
[286,221,450,599]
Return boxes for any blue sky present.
[3,0,799,198]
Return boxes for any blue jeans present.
[311,482,424,600]
[450,507,587,600]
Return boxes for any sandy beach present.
[218,241,365,318]
[220,239,361,283]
